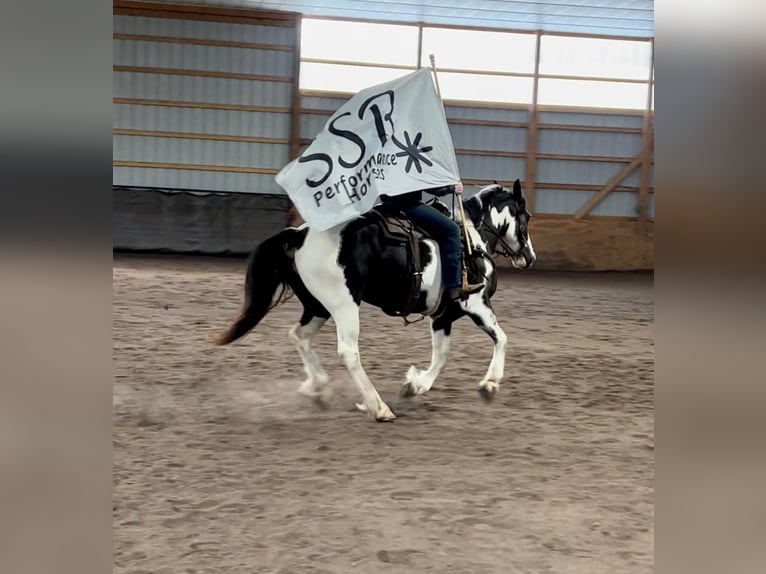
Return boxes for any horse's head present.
[465,179,536,269]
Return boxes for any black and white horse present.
[213,180,536,421]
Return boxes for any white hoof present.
[402,365,432,396]
[375,404,397,422]
[478,380,499,402]
[356,402,396,421]
[298,380,321,398]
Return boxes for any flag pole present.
[429,54,473,263]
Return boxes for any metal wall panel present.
[301,95,347,111]
[299,113,331,140]
[537,129,642,158]
[113,9,297,194]
[113,167,282,194]
[456,155,526,183]
[537,158,647,188]
[113,105,291,138]
[445,105,529,124]
[448,124,527,153]
[538,111,643,129]
[113,14,296,46]
[114,72,292,107]
[114,136,290,169]
[536,188,638,217]
[114,40,294,78]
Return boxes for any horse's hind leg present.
[332,303,396,421]
[465,298,508,401]
[289,309,329,398]
[294,228,395,421]
[402,315,453,397]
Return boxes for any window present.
[299,18,653,110]
[539,35,652,81]
[420,27,537,74]
[300,19,418,91]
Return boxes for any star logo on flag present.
[392,130,434,173]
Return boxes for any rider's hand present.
[455,181,464,195]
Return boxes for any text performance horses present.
[213,181,536,421]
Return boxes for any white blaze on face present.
[489,206,520,252]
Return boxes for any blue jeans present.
[398,202,462,290]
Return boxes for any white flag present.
[276,68,461,232]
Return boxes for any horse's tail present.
[212,227,307,346]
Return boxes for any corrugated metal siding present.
[457,155,526,183]
[537,130,641,158]
[113,105,290,138]
[539,111,644,129]
[114,40,294,78]
[445,105,528,124]
[537,159,645,188]
[113,14,296,46]
[113,72,292,107]
[448,124,527,153]
[113,167,282,194]
[113,136,289,169]
[113,11,297,194]
[536,189,638,217]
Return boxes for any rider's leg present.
[401,203,483,299]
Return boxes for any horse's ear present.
[512,178,522,200]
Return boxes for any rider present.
[380,180,484,302]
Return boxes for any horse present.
[213,179,536,422]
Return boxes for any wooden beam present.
[455,149,526,159]
[113,97,290,114]
[573,157,642,219]
[113,129,288,144]
[638,38,655,222]
[289,15,302,160]
[113,33,293,52]
[301,57,415,71]
[526,31,541,214]
[297,88,651,117]
[416,23,424,69]
[537,181,652,194]
[538,122,643,135]
[114,1,298,27]
[113,65,292,83]
[537,152,653,164]
[113,161,278,175]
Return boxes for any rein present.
[474,215,525,259]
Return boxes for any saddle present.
[363,204,483,319]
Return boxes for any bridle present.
[475,210,530,259]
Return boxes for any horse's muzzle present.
[523,249,535,268]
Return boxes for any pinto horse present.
[213,180,536,421]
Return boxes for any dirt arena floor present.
[113,254,654,574]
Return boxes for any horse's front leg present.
[401,315,453,397]
[465,297,508,401]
